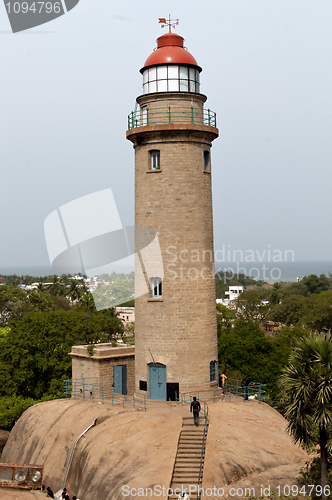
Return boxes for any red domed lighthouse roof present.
[141,32,201,73]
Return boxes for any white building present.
[217,285,243,307]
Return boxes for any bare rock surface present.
[1,398,308,500]
[202,399,308,499]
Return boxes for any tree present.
[270,294,304,326]
[216,303,235,335]
[0,309,124,400]
[66,279,82,303]
[218,318,288,400]
[47,275,64,297]
[236,289,269,321]
[302,274,330,295]
[279,333,332,500]
[0,286,27,326]
[301,290,332,332]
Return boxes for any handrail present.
[128,105,217,129]
[64,378,147,411]
[198,402,209,500]
[61,419,97,491]
[180,379,266,405]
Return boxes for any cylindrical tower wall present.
[129,121,218,395]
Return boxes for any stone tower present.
[126,22,219,400]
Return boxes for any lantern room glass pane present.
[189,80,196,93]
[157,66,167,79]
[168,65,178,79]
[179,66,188,79]
[158,80,167,92]
[180,80,189,92]
[195,82,200,93]
[149,81,157,93]
[149,67,156,81]
[189,67,196,81]
[143,70,148,85]
[143,83,148,94]
[168,79,178,92]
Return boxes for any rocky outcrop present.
[1,398,308,500]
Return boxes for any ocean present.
[1,261,332,284]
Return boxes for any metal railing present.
[127,106,217,129]
[64,378,147,411]
[198,401,209,500]
[180,378,266,405]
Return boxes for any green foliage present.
[0,396,35,430]
[216,303,235,335]
[270,294,304,326]
[0,309,124,402]
[302,274,330,295]
[218,319,288,401]
[301,290,332,331]
[92,275,134,309]
[215,271,266,298]
[301,456,332,498]
[236,289,270,321]
[86,344,95,356]
[279,333,332,494]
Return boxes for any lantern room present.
[140,32,202,95]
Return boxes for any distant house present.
[116,307,135,324]
[216,285,243,307]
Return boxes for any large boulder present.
[1,398,308,499]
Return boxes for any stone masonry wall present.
[127,95,219,396]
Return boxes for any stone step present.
[174,464,201,469]
[175,460,202,464]
[179,442,203,446]
[178,444,202,453]
[173,472,200,477]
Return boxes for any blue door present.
[114,365,127,395]
[149,364,166,400]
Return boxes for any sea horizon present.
[0,261,332,284]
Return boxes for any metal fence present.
[64,378,147,411]
[128,106,217,129]
[180,378,266,405]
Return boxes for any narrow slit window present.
[203,150,211,171]
[150,277,162,298]
[150,150,160,170]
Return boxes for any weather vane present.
[158,15,179,33]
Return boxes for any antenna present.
[158,14,179,33]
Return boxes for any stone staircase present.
[168,416,207,500]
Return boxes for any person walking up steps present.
[190,396,201,425]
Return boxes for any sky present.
[1,0,332,274]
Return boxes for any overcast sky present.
[1,0,332,272]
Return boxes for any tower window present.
[150,150,160,170]
[210,360,217,382]
[150,277,162,298]
[203,150,211,171]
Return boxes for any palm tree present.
[77,292,96,311]
[66,279,82,303]
[279,332,332,500]
[47,275,63,297]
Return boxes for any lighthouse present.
[126,18,219,400]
